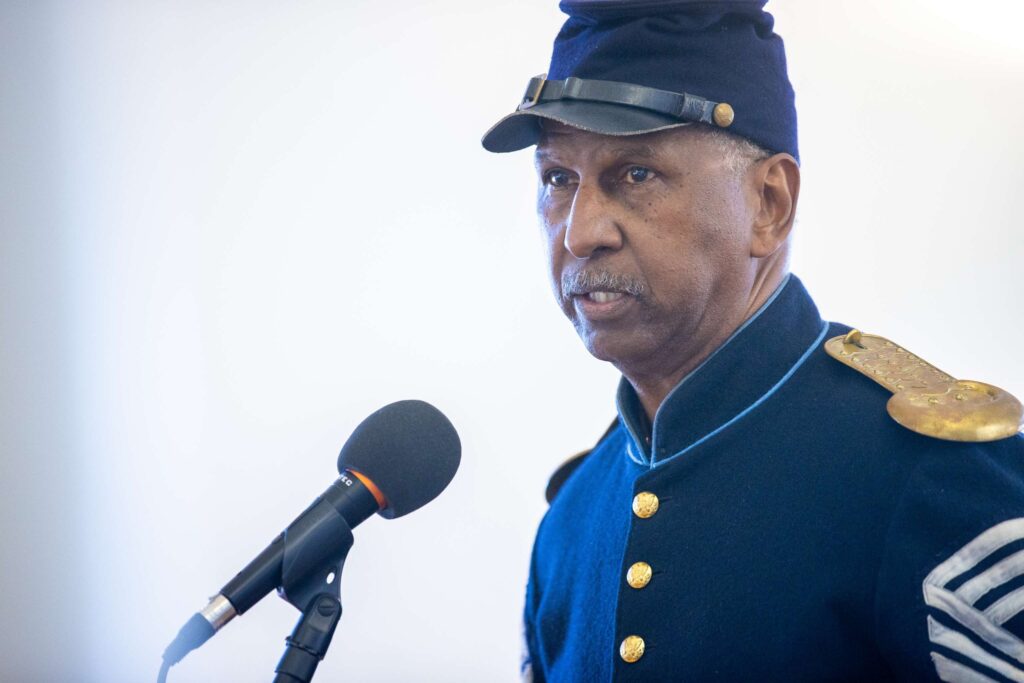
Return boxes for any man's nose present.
[564,182,623,259]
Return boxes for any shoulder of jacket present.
[545,418,619,504]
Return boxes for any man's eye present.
[625,166,654,184]
[544,169,573,187]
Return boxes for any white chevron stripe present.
[931,652,1000,683]
[926,519,1024,589]
[926,521,1024,681]
[958,549,1024,605]
[928,617,1024,682]
[925,584,1024,664]
[987,586,1024,627]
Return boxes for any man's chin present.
[576,327,646,367]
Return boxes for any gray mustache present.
[561,270,647,298]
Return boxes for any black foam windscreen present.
[336,400,461,519]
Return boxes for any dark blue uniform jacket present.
[524,275,1024,682]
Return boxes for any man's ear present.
[749,153,800,258]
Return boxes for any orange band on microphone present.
[350,469,388,510]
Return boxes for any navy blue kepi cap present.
[481,0,798,161]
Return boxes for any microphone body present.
[221,471,380,617]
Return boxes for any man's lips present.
[561,269,647,320]
[582,291,626,304]
[571,290,634,319]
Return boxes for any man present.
[482,1,1024,681]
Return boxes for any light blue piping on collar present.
[618,413,651,466]
[650,319,830,469]
[624,439,647,467]
[651,273,793,438]
[617,274,794,466]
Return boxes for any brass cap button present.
[626,561,653,589]
[632,491,660,518]
[713,102,734,127]
[619,635,646,663]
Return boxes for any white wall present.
[2,1,1022,681]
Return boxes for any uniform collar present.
[616,274,826,467]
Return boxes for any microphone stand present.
[271,494,356,682]
[273,593,343,682]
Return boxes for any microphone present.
[160,400,461,674]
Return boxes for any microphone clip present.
[277,496,354,611]
[273,498,355,682]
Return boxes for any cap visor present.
[481,100,690,153]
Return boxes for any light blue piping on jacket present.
[651,273,793,439]
[624,439,647,467]
[617,274,794,466]
[651,320,830,469]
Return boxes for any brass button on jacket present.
[619,635,646,663]
[632,491,660,518]
[626,561,653,589]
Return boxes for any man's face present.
[535,122,760,376]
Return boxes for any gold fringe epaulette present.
[825,330,1023,443]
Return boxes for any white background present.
[3,1,1023,681]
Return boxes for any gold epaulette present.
[825,330,1022,442]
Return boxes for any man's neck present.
[628,265,790,422]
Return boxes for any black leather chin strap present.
[517,74,733,128]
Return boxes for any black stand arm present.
[273,593,343,683]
